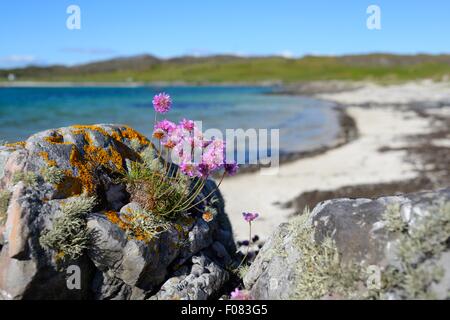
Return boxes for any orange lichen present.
[108,146,125,171]
[69,146,97,195]
[105,211,129,230]
[72,124,110,138]
[48,125,146,196]
[39,151,58,167]
[5,141,26,149]
[67,130,130,194]
[117,126,150,146]
[44,131,66,144]
[104,210,151,242]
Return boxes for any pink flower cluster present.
[230,288,252,300]
[152,92,172,114]
[152,93,239,179]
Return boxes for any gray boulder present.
[0,124,235,300]
[150,253,229,300]
[244,188,450,300]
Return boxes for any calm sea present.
[0,86,339,154]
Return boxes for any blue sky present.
[0,0,449,68]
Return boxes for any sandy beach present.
[222,81,450,241]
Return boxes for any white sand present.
[318,80,450,105]
[221,81,450,241]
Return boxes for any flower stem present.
[235,222,252,272]
[174,177,206,212]
[178,172,225,212]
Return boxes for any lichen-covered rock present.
[0,124,235,300]
[150,253,229,300]
[244,188,450,300]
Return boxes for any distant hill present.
[1,53,450,83]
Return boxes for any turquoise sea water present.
[0,86,339,154]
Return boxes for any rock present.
[150,253,229,300]
[0,124,235,300]
[244,188,450,300]
[243,223,299,300]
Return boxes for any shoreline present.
[234,105,358,175]
[0,81,281,88]
[221,80,450,242]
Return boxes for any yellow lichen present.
[44,125,146,197]
[104,208,171,243]
[71,124,110,138]
[44,131,68,145]
[69,146,97,195]
[117,126,150,146]
[105,210,149,242]
[105,210,128,230]
[71,124,149,148]
[5,141,26,149]
[39,151,58,167]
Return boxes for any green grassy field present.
[2,54,450,83]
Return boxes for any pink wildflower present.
[152,93,172,114]
[163,138,177,149]
[230,288,251,300]
[180,162,198,177]
[154,119,176,133]
[242,212,259,223]
[180,118,195,131]
[197,163,210,179]
[202,139,225,171]
[224,162,239,176]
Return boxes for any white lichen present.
[381,202,450,299]
[41,166,66,185]
[291,208,364,300]
[39,196,97,261]
[12,171,38,187]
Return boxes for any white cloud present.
[277,50,295,58]
[0,55,36,63]
[0,55,44,69]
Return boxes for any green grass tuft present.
[123,146,193,220]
